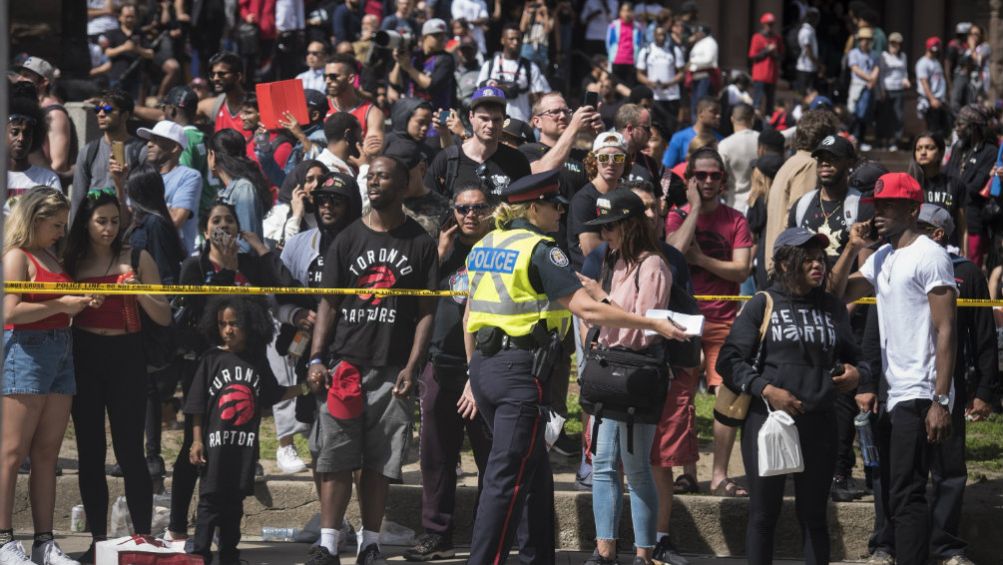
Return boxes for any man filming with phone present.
[390,19,457,112]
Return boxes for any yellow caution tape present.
[6,282,1003,307]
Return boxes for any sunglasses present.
[454,203,491,216]
[209,71,233,78]
[93,104,116,115]
[692,171,724,181]
[596,153,626,164]
[315,194,347,207]
[87,187,117,200]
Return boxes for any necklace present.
[818,193,843,225]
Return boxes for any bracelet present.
[309,357,325,366]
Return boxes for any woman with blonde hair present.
[1,187,96,565]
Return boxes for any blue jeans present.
[591,417,658,548]
[3,328,75,395]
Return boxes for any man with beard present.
[6,95,61,214]
[323,54,385,151]
[425,86,531,196]
[71,88,145,220]
[197,51,251,139]
[616,103,662,186]
[317,112,362,177]
[137,120,204,253]
[665,147,752,500]
[306,156,437,565]
[13,56,76,182]
[787,135,873,261]
[476,24,550,121]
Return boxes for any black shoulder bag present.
[131,248,177,371]
[578,254,670,454]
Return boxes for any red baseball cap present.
[926,36,942,50]
[326,361,364,420]
[760,13,776,24]
[873,172,924,203]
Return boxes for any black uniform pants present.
[191,491,244,564]
[740,406,836,565]
[833,389,858,478]
[468,348,555,565]
[869,399,968,560]
[418,363,492,537]
[71,331,153,537]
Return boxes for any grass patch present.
[966,413,1003,475]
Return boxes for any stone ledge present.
[21,476,999,561]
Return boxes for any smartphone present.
[583,91,600,109]
[438,109,450,127]
[211,226,228,246]
[866,218,879,241]
[111,141,125,164]
[439,208,457,231]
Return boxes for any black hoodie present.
[716,283,866,413]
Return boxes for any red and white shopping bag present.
[95,535,204,565]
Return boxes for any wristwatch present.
[933,393,951,409]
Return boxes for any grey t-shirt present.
[916,56,947,103]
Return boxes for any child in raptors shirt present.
[185,296,306,565]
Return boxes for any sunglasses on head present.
[691,171,723,181]
[454,203,491,216]
[93,104,116,114]
[596,153,626,164]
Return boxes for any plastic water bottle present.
[261,527,300,542]
[855,411,879,468]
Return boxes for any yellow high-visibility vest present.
[465,228,572,338]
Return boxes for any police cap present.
[499,170,567,205]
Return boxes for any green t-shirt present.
[179,126,217,220]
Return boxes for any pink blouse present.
[597,253,672,350]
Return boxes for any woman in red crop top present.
[1,188,97,563]
[62,190,172,561]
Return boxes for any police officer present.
[464,170,688,564]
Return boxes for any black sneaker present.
[305,546,341,565]
[831,475,864,502]
[575,461,593,492]
[356,543,381,565]
[583,549,619,565]
[255,462,266,482]
[651,535,689,565]
[77,542,97,564]
[402,533,455,562]
[552,431,580,457]
[147,455,166,478]
[109,463,124,477]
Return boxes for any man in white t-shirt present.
[636,26,682,130]
[795,9,821,94]
[832,172,957,565]
[450,0,489,54]
[476,24,550,122]
[7,102,61,215]
[916,37,950,137]
[717,103,758,213]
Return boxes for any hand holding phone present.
[111,141,126,165]
[583,91,600,110]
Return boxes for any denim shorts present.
[3,328,75,396]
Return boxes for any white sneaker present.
[859,142,873,152]
[160,531,188,551]
[0,541,36,565]
[276,445,307,474]
[30,540,77,565]
[888,144,898,152]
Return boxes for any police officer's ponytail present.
[493,202,530,230]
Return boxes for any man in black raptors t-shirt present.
[307,156,438,564]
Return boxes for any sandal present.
[673,473,699,494]
[711,478,749,497]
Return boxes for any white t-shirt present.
[451,0,489,54]
[636,43,679,101]
[916,56,947,102]
[718,129,758,213]
[796,23,818,72]
[6,167,62,216]
[880,50,908,91]
[476,55,551,121]
[87,0,120,37]
[860,236,957,412]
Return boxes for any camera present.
[375,30,416,50]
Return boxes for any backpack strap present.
[589,404,603,455]
[443,144,461,195]
[794,189,819,226]
[82,139,101,189]
[844,189,861,225]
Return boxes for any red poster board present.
[256,79,309,130]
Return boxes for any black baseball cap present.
[383,138,424,170]
[304,89,329,113]
[811,135,856,161]
[773,227,830,258]
[849,160,889,193]
[585,189,646,226]
[163,86,198,109]
[758,128,785,153]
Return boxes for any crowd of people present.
[4,1,1003,565]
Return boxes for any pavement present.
[47,534,862,564]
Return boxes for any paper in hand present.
[643,309,705,337]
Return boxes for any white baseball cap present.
[137,120,188,149]
[592,131,627,153]
[422,18,448,36]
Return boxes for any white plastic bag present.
[544,409,566,451]
[757,399,804,477]
[108,496,133,538]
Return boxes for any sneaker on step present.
[583,549,619,565]
[305,546,341,565]
[575,461,593,491]
[830,475,863,502]
[355,543,381,565]
[276,445,308,475]
[402,533,454,562]
[31,540,79,565]
[651,535,688,565]
[865,550,895,565]
[254,462,266,482]
[551,431,580,457]
[0,541,36,565]
[940,555,976,565]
